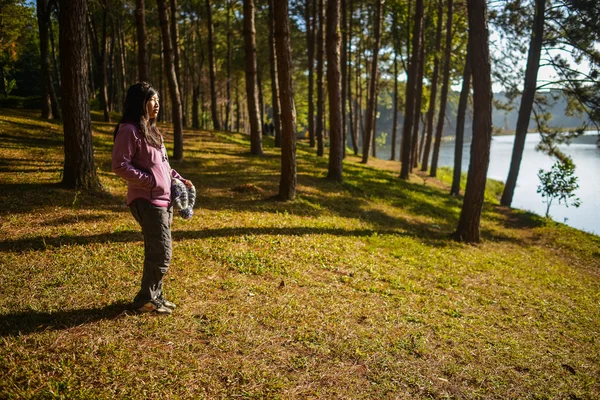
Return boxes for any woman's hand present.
[182,179,194,188]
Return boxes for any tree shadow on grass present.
[485,205,547,230]
[0,183,125,215]
[0,230,141,252]
[0,222,457,253]
[1,132,63,150]
[0,300,132,337]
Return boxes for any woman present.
[112,82,192,315]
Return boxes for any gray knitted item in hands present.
[171,178,196,219]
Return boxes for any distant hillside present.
[492,91,589,132]
[370,89,590,143]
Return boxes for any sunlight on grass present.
[1,109,599,399]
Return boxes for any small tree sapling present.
[537,159,581,219]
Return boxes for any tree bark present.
[451,49,471,196]
[88,2,111,122]
[306,0,315,147]
[37,0,60,119]
[206,0,220,130]
[107,20,116,112]
[118,14,127,110]
[455,0,493,243]
[225,0,232,131]
[58,0,100,191]
[170,0,186,126]
[340,0,347,158]
[274,0,297,200]
[347,0,357,155]
[315,0,325,156]
[135,0,149,81]
[94,3,111,122]
[268,0,282,147]
[257,64,265,132]
[243,0,263,155]
[410,27,426,169]
[400,0,423,178]
[48,14,61,91]
[391,51,398,160]
[157,0,184,160]
[360,0,383,164]
[501,0,546,207]
[235,74,241,131]
[421,0,443,171]
[430,0,453,177]
[326,0,343,181]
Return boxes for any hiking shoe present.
[137,302,172,315]
[162,299,176,309]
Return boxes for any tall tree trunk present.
[118,14,127,110]
[422,0,443,171]
[430,0,453,177]
[243,0,263,155]
[268,0,282,147]
[257,64,265,132]
[451,49,471,196]
[315,0,325,156]
[306,0,316,148]
[193,14,205,129]
[391,51,398,161]
[410,28,426,169]
[225,0,233,131]
[371,93,378,158]
[501,0,546,207]
[107,20,116,112]
[58,0,100,190]
[400,0,424,178]
[170,0,186,126]
[418,113,427,163]
[87,25,96,100]
[455,0,493,243]
[135,0,149,81]
[274,0,297,200]
[89,2,111,121]
[192,85,200,128]
[347,0,357,155]
[206,0,220,130]
[235,74,241,131]
[37,0,60,119]
[191,16,199,129]
[355,26,362,149]
[157,0,184,160]
[99,4,111,122]
[360,0,383,164]
[326,0,343,181]
[48,15,61,91]
[340,0,347,158]
[158,36,165,120]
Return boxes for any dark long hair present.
[113,82,162,148]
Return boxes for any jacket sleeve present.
[171,168,184,181]
[112,125,155,188]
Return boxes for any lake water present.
[380,132,600,235]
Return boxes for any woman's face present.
[146,94,160,120]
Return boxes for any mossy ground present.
[1,109,598,399]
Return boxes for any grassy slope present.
[0,109,598,399]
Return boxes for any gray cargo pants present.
[129,199,173,308]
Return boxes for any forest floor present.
[1,108,599,399]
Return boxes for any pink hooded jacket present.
[112,123,183,207]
